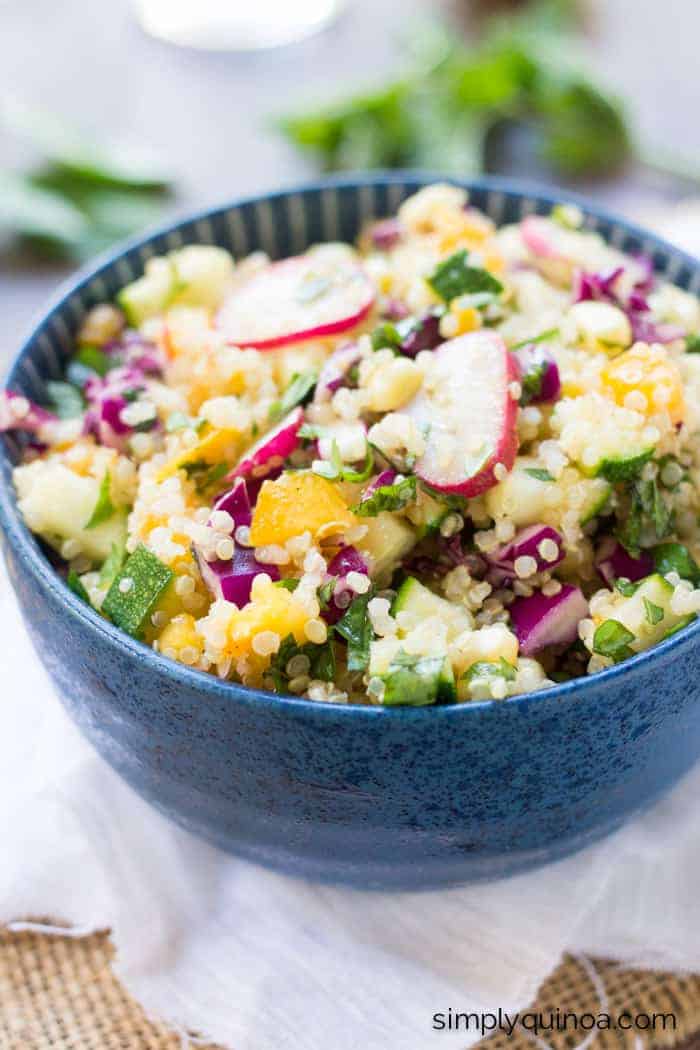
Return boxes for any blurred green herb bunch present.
[1,99,172,261]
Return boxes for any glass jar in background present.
[134,0,346,50]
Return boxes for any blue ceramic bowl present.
[3,173,700,889]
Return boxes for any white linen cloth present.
[3,203,700,1050]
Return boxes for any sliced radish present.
[314,342,361,403]
[405,331,519,497]
[216,247,375,350]
[488,524,564,585]
[595,537,653,588]
[509,584,588,656]
[228,407,303,481]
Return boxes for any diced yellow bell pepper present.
[156,427,241,483]
[602,344,685,424]
[250,471,356,546]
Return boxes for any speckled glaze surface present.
[3,173,700,888]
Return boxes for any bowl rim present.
[3,168,700,719]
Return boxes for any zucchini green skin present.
[380,653,456,707]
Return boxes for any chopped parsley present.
[524,467,554,482]
[312,440,374,484]
[269,370,317,422]
[519,358,548,406]
[335,592,373,671]
[66,569,91,604]
[463,658,517,683]
[267,632,336,690]
[643,597,664,626]
[510,327,560,351]
[353,474,417,517]
[426,249,503,303]
[75,344,111,376]
[617,477,673,555]
[615,578,640,597]
[85,471,115,529]
[592,619,635,662]
[686,334,700,353]
[652,542,700,586]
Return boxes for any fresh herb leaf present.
[99,539,127,589]
[317,579,335,608]
[66,569,90,604]
[269,370,317,422]
[182,460,229,494]
[266,631,337,690]
[353,474,417,517]
[380,650,451,707]
[519,360,547,405]
[686,334,700,353]
[75,344,111,376]
[275,578,300,592]
[426,249,503,303]
[85,471,115,529]
[652,542,700,586]
[510,327,560,351]
[102,544,173,638]
[643,597,664,626]
[617,477,672,555]
[463,657,517,682]
[336,592,373,671]
[615,577,640,597]
[592,619,635,662]
[370,321,402,352]
[524,467,554,482]
[45,380,84,419]
[313,441,374,483]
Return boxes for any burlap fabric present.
[1,929,699,1050]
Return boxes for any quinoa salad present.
[5,183,700,706]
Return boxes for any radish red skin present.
[228,408,303,481]
[406,332,519,498]
[216,253,375,350]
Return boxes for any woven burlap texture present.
[0,929,699,1050]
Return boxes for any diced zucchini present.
[117,246,234,325]
[392,575,471,639]
[485,458,611,528]
[552,393,656,482]
[102,544,174,638]
[591,573,692,654]
[13,460,128,562]
[369,638,455,706]
[356,512,416,582]
[117,257,176,326]
[405,487,449,539]
[584,447,654,484]
[169,246,234,310]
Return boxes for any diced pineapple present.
[156,427,241,483]
[450,622,519,679]
[13,460,127,562]
[568,301,632,355]
[602,344,685,425]
[225,574,310,661]
[157,613,204,659]
[250,471,356,545]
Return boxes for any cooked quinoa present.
[6,183,700,706]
